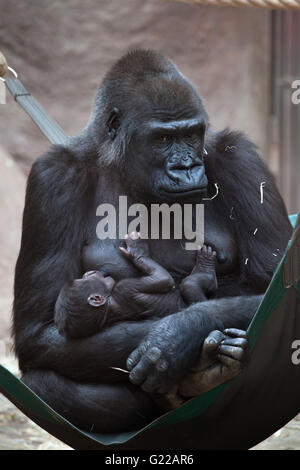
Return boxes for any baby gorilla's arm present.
[119,232,175,293]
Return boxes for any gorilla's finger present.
[146,347,162,363]
[218,354,241,371]
[155,358,169,372]
[141,373,160,393]
[129,231,140,240]
[128,347,162,385]
[203,330,226,350]
[126,347,143,371]
[118,246,132,259]
[221,337,248,349]
[127,341,151,370]
[219,344,244,361]
[223,328,248,339]
[129,359,153,385]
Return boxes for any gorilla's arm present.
[22,320,155,382]
[13,148,156,381]
[127,295,261,393]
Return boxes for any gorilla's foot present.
[178,328,249,398]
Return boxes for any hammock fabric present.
[0,213,299,450]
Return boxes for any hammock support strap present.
[5,78,68,145]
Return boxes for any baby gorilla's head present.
[55,271,115,338]
[81,270,115,308]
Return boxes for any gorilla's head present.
[92,50,208,203]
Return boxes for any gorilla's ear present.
[106,108,120,140]
[87,293,106,307]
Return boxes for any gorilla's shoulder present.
[27,144,93,207]
[206,128,269,178]
[29,144,86,189]
[32,144,80,173]
[209,128,258,158]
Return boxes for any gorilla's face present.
[126,112,208,203]
[102,61,209,204]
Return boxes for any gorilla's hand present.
[126,310,220,394]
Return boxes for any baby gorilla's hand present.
[179,328,249,398]
[119,231,150,260]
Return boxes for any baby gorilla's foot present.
[178,328,249,398]
[180,244,218,304]
[150,329,249,411]
[119,231,150,260]
[192,244,217,275]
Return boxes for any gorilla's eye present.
[186,133,197,140]
[160,135,171,143]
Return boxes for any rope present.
[170,0,300,9]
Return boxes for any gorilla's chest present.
[82,207,237,284]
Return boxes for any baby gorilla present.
[55,232,248,409]
[54,232,218,338]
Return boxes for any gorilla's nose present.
[167,159,204,183]
[170,155,196,170]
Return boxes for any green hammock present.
[0,213,299,450]
[1,63,299,449]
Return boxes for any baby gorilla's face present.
[80,271,115,308]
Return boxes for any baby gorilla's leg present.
[180,245,218,304]
[179,328,248,398]
[192,245,217,278]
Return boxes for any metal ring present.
[0,65,18,82]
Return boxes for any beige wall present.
[0,0,271,169]
[0,0,272,345]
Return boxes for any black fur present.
[13,50,292,433]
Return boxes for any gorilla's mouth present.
[164,186,207,194]
[162,183,208,198]
[162,172,208,197]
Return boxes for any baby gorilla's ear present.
[87,293,107,307]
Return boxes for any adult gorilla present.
[13,50,292,433]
